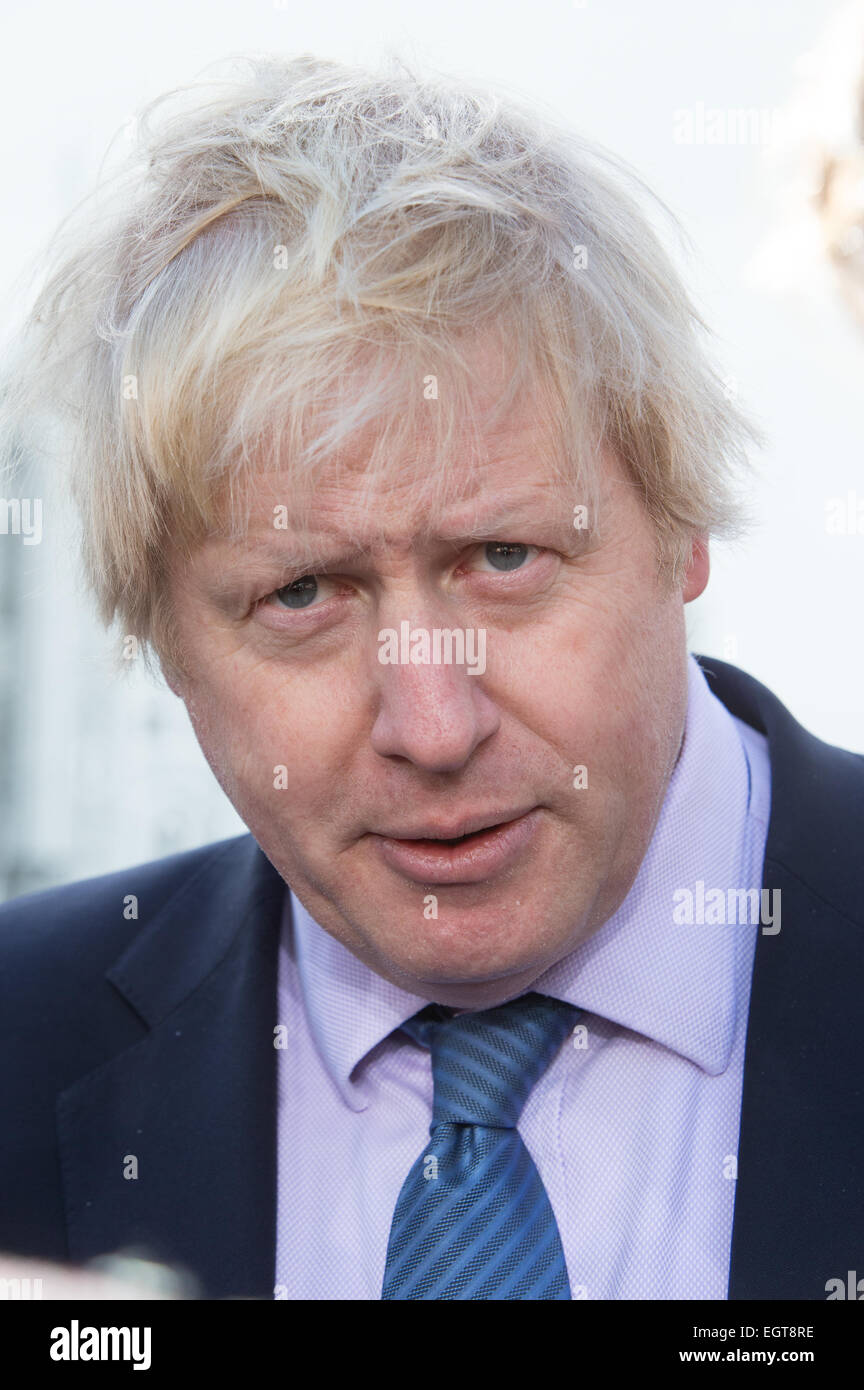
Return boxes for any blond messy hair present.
[0,51,765,677]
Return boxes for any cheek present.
[495,602,642,737]
[597,602,687,788]
[514,590,682,777]
[191,661,357,813]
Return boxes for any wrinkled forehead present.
[208,367,608,561]
[158,310,612,576]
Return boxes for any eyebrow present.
[200,487,589,598]
[226,497,573,561]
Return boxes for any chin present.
[366,917,560,992]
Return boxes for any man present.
[0,54,862,1301]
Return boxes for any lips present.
[373,808,542,885]
[377,808,536,842]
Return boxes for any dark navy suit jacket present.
[1,655,862,1300]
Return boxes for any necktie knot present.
[401,991,578,1130]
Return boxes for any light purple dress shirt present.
[273,653,771,1299]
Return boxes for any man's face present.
[164,357,708,1010]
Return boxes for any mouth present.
[392,822,513,849]
[373,808,542,885]
[378,808,537,843]
[432,831,488,846]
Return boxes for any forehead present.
[254,433,567,542]
[215,390,608,565]
[195,327,615,564]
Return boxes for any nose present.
[370,624,500,772]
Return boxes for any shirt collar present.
[285,653,760,1108]
[287,893,429,1111]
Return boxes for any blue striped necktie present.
[381,990,578,1300]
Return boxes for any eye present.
[266,574,332,610]
[473,542,540,573]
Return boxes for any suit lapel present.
[57,835,285,1299]
[695,655,864,1299]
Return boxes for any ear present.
[682,533,710,603]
